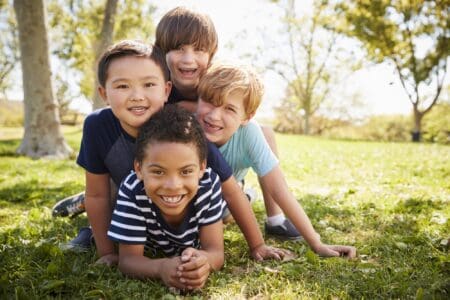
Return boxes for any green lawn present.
[0,127,449,299]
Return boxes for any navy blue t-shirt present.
[77,108,232,186]
[167,86,197,105]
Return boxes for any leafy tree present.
[0,2,19,100]
[13,0,72,158]
[336,0,449,141]
[48,0,155,109]
[269,0,359,134]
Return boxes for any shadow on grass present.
[0,180,83,208]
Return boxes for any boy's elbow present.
[211,251,224,271]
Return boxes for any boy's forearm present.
[119,254,165,280]
[85,195,115,256]
[221,178,265,251]
[196,248,224,271]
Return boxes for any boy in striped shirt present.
[108,106,224,290]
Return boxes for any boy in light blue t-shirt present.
[196,63,357,258]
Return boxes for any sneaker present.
[60,227,94,252]
[52,192,85,218]
[222,187,257,223]
[244,187,258,204]
[265,219,303,241]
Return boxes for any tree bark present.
[13,0,72,158]
[412,105,423,142]
[92,0,118,110]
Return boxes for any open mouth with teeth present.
[179,68,198,78]
[160,195,185,206]
[128,106,148,114]
[203,120,223,132]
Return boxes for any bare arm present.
[221,177,264,250]
[221,176,291,260]
[84,171,116,261]
[259,166,357,258]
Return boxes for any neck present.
[175,85,197,100]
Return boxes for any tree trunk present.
[304,113,310,135]
[13,0,72,158]
[92,0,118,110]
[411,106,423,142]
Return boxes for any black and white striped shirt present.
[107,168,224,256]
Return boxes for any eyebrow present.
[145,163,198,169]
[111,75,161,83]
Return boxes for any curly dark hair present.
[135,105,207,164]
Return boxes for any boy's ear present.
[198,159,207,179]
[98,86,109,105]
[241,112,255,126]
[164,81,172,103]
[134,160,143,180]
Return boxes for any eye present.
[226,106,236,113]
[181,168,194,176]
[145,82,155,88]
[151,169,164,175]
[116,84,128,89]
[195,46,206,52]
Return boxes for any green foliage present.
[47,0,155,100]
[422,102,450,144]
[0,1,19,95]
[269,0,360,135]
[335,0,449,135]
[0,100,23,127]
[323,114,412,142]
[1,129,449,298]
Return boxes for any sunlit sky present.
[153,0,449,119]
[10,0,448,119]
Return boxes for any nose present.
[207,106,222,120]
[130,86,144,101]
[180,47,195,63]
[164,175,182,190]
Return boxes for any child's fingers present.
[180,247,197,263]
[178,255,207,272]
[179,275,208,290]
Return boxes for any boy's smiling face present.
[98,56,171,137]
[134,141,206,227]
[197,91,252,147]
[166,44,209,97]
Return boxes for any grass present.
[0,127,449,299]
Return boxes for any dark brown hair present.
[155,7,218,61]
[97,40,170,87]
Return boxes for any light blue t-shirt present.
[219,120,279,182]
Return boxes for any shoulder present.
[120,171,144,193]
[83,108,117,129]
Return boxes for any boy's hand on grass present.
[314,244,357,259]
[160,257,186,289]
[177,247,210,290]
[95,253,118,266]
[251,244,295,261]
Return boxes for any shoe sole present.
[265,233,304,241]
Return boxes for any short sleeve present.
[207,142,233,182]
[198,170,225,226]
[244,121,279,177]
[76,112,108,174]
[107,173,148,244]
